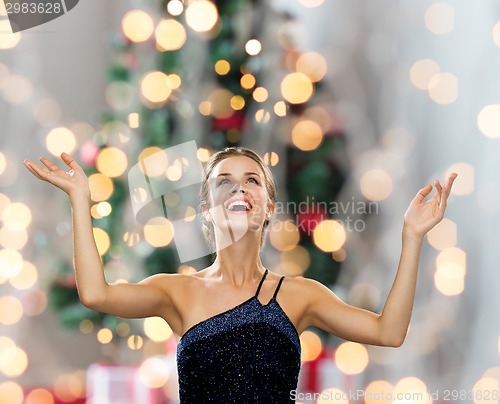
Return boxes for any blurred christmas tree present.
[47,0,349,345]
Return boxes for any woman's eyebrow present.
[216,172,260,177]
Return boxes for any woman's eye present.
[248,178,259,184]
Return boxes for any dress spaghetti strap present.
[254,269,268,298]
[272,276,285,300]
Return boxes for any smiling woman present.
[23,146,457,403]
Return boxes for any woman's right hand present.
[23,152,91,202]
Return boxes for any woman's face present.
[206,156,271,246]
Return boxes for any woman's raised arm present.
[23,153,176,320]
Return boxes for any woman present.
[23,147,457,403]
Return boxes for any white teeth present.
[227,200,252,211]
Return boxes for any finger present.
[443,172,458,197]
[24,161,45,181]
[414,184,433,203]
[24,159,52,177]
[60,152,79,169]
[39,156,61,172]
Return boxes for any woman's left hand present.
[403,173,458,238]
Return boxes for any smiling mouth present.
[225,200,253,213]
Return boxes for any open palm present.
[404,173,458,238]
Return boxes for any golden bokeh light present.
[364,380,394,404]
[0,249,23,279]
[434,254,465,297]
[359,169,393,201]
[240,73,256,90]
[128,113,140,128]
[54,373,85,402]
[96,147,128,178]
[88,173,114,202]
[274,101,287,117]
[208,88,234,119]
[199,100,212,116]
[127,335,144,350]
[97,328,113,344]
[167,0,184,16]
[80,319,94,334]
[263,151,279,166]
[3,75,32,104]
[332,248,347,262]
[95,202,112,218]
[197,148,211,162]
[2,202,31,231]
[245,39,262,56]
[45,127,77,157]
[92,227,110,256]
[141,71,172,105]
[255,109,271,123]
[478,104,500,138]
[291,119,323,151]
[168,74,182,89]
[394,377,431,404]
[116,321,131,337]
[139,357,170,388]
[425,2,455,35]
[335,342,369,375]
[436,247,466,273]
[26,388,54,404]
[122,10,154,43]
[0,382,23,404]
[269,220,300,251]
[253,87,269,103]
[299,330,322,362]
[428,72,458,104]
[0,296,23,325]
[0,346,28,377]
[185,1,218,33]
[427,218,457,250]
[473,377,499,404]
[230,95,245,110]
[214,60,230,75]
[9,260,37,290]
[312,220,346,252]
[138,147,168,177]
[296,52,327,82]
[144,317,173,342]
[281,72,314,104]
[410,59,441,90]
[280,245,310,276]
[303,106,331,133]
[156,19,187,51]
[144,217,174,247]
[0,20,21,49]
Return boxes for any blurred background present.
[1,0,499,403]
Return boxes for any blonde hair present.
[199,147,277,251]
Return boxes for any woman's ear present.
[201,204,212,222]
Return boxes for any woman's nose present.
[231,183,247,193]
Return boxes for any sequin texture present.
[176,269,301,403]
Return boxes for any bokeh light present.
[0,296,23,325]
[2,75,32,104]
[2,202,31,231]
[156,19,187,51]
[93,227,111,256]
[296,52,327,82]
[445,162,474,195]
[312,220,346,252]
[185,1,218,33]
[0,20,21,49]
[425,2,455,35]
[428,72,458,104]
[141,71,173,105]
[122,10,154,42]
[364,380,394,404]
[335,342,369,375]
[291,119,323,151]
[359,169,393,201]
[97,328,113,344]
[427,218,457,250]
[45,127,77,157]
[477,104,500,138]
[167,0,184,16]
[281,72,314,104]
[0,382,23,404]
[139,357,169,388]
[410,59,441,90]
[88,173,114,202]
[245,39,262,56]
[299,330,322,362]
[143,317,173,342]
[269,220,300,251]
[394,377,430,404]
[144,217,174,247]
[96,147,128,178]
